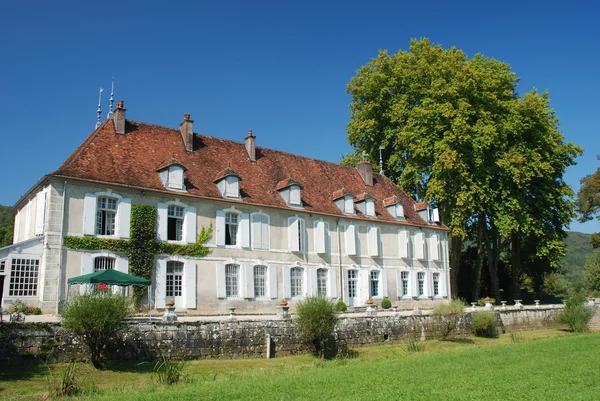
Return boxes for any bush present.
[470,311,498,337]
[334,299,347,312]
[154,356,185,385]
[294,296,339,358]
[477,297,496,306]
[8,300,42,315]
[60,292,133,369]
[381,297,392,309]
[47,362,81,397]
[431,299,465,340]
[558,295,594,333]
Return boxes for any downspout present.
[57,180,67,312]
[337,219,343,301]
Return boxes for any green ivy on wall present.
[64,204,212,307]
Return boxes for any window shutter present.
[261,216,269,250]
[83,193,97,235]
[396,271,402,297]
[359,269,369,303]
[155,259,167,308]
[251,214,262,249]
[314,221,325,254]
[79,254,94,295]
[242,264,254,299]
[185,206,197,244]
[399,230,409,258]
[328,268,337,299]
[432,208,440,223]
[307,267,318,296]
[156,203,168,241]
[439,272,447,297]
[216,263,226,298]
[368,226,379,256]
[216,210,225,246]
[282,266,291,299]
[184,262,197,308]
[345,225,356,255]
[366,200,375,217]
[414,233,425,259]
[117,198,132,239]
[412,271,419,297]
[344,197,354,214]
[381,269,388,297]
[34,191,46,236]
[268,266,278,299]
[288,217,299,252]
[240,213,250,248]
[430,234,439,260]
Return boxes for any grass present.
[1,329,598,400]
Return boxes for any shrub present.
[47,362,81,397]
[381,297,392,309]
[558,295,594,333]
[403,337,426,353]
[294,296,339,358]
[334,299,347,312]
[431,299,465,340]
[8,300,42,315]
[154,356,185,385]
[470,311,498,337]
[60,292,133,369]
[477,297,496,306]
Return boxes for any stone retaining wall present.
[0,308,559,363]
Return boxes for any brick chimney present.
[245,129,256,162]
[356,160,373,186]
[113,100,126,135]
[180,113,194,153]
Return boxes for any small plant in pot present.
[365,298,374,305]
[279,299,288,307]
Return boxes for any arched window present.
[94,256,115,272]
[290,267,304,297]
[166,261,184,297]
[317,268,328,297]
[96,197,118,235]
[225,264,240,297]
[253,265,268,298]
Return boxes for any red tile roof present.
[276,177,303,191]
[155,155,187,172]
[53,118,446,229]
[214,166,241,183]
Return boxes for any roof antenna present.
[107,75,115,119]
[378,146,385,175]
[95,87,104,129]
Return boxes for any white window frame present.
[157,200,196,244]
[225,263,240,298]
[418,272,425,297]
[8,258,40,297]
[94,256,115,272]
[433,272,440,296]
[395,203,405,219]
[225,175,240,198]
[343,196,355,214]
[96,196,118,236]
[83,191,131,239]
[316,268,328,297]
[289,185,302,206]
[166,165,185,190]
[251,212,270,250]
[216,208,249,248]
[400,271,410,297]
[365,199,375,217]
[167,205,185,242]
[290,267,304,298]
[253,265,268,298]
[369,270,380,298]
[166,261,184,298]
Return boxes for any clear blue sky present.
[0,0,598,234]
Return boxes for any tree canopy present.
[0,205,14,247]
[576,157,600,248]
[346,38,582,300]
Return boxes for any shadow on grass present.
[102,360,156,373]
[441,338,475,344]
[0,357,48,382]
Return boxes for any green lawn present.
[2,330,599,400]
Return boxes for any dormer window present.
[214,167,242,199]
[333,188,355,215]
[277,178,303,208]
[156,157,187,191]
[383,196,405,220]
[354,192,376,217]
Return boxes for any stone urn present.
[279,299,288,307]
[484,297,494,311]
[365,299,377,316]
[163,298,177,323]
[365,298,374,305]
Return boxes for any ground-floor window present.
[290,267,303,297]
[418,272,425,296]
[166,261,184,297]
[317,268,328,297]
[400,271,409,296]
[370,271,380,297]
[433,273,440,296]
[226,264,240,297]
[254,265,267,298]
[94,257,115,271]
[9,258,40,296]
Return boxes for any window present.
[365,199,375,217]
[344,196,354,214]
[395,203,405,219]
[0,259,5,273]
[370,271,380,297]
[225,176,240,198]
[400,272,409,296]
[345,224,357,255]
[167,261,184,297]
[430,233,440,260]
[433,273,440,296]
[289,185,302,206]
[96,197,117,235]
[398,230,409,258]
[167,205,185,241]
[317,268,328,297]
[225,212,239,246]
[288,217,305,252]
[167,165,185,190]
[368,226,380,257]
[94,257,115,272]
[414,232,425,260]
[251,213,270,250]
[418,272,425,296]
[9,258,39,296]
[254,265,267,298]
[225,264,239,297]
[290,267,303,297]
[314,221,329,254]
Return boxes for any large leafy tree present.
[346,38,581,299]
[576,156,600,248]
[0,205,14,247]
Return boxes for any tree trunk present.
[471,215,486,301]
[486,226,501,302]
[510,234,521,301]
[450,236,462,299]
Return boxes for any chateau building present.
[0,101,450,313]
